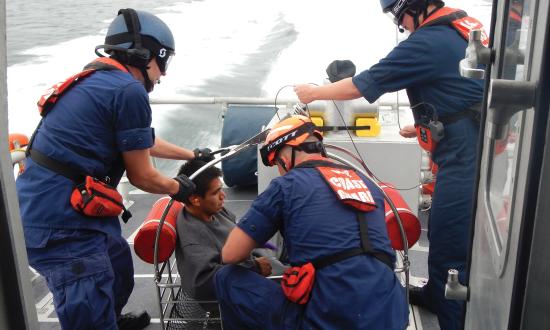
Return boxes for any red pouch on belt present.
[281,262,316,304]
[70,176,128,219]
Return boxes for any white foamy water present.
[7,0,492,138]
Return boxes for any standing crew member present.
[17,9,201,330]
[215,115,408,329]
[294,1,486,329]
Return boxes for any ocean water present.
[6,0,492,175]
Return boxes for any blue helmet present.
[380,0,399,13]
[97,9,175,74]
[380,0,433,26]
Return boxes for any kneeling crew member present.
[215,115,408,330]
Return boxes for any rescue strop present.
[28,58,132,222]
[280,160,393,305]
[318,125,373,133]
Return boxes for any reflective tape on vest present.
[316,167,376,212]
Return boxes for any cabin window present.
[486,0,532,252]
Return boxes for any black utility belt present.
[28,148,131,222]
[282,248,393,305]
[414,105,481,153]
[311,247,394,270]
[438,108,480,125]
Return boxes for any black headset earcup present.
[126,48,151,68]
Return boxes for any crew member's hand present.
[399,125,417,138]
[294,84,316,104]
[171,175,196,202]
[254,257,273,277]
[193,148,214,162]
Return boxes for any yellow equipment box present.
[310,116,324,128]
[355,117,381,137]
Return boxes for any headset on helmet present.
[260,115,324,168]
[380,0,443,28]
[96,9,175,90]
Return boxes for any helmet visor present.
[155,48,174,74]
[385,11,400,25]
[386,0,408,26]
[385,8,407,26]
[259,143,274,167]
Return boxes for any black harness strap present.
[295,160,394,270]
[312,212,393,270]
[294,159,349,170]
[312,248,364,269]
[28,148,84,183]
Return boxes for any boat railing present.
[150,95,410,112]
[10,96,411,168]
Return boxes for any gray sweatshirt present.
[175,207,257,301]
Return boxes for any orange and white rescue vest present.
[316,166,377,212]
[420,7,489,47]
[280,160,392,305]
[37,57,128,116]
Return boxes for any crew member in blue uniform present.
[17,9,202,330]
[294,1,487,329]
[215,115,408,329]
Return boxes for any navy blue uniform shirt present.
[352,24,484,117]
[237,167,407,329]
[17,69,155,243]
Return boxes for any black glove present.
[193,148,214,162]
[171,174,196,202]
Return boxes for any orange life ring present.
[9,133,29,175]
[9,133,29,151]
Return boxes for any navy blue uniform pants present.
[422,119,478,330]
[27,229,134,329]
[215,265,301,330]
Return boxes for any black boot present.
[117,311,151,330]
[408,285,435,313]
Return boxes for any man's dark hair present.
[177,160,222,201]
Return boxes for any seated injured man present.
[175,159,284,308]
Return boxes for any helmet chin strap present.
[290,148,297,170]
[277,142,326,172]
[276,156,288,173]
[276,149,298,173]
[139,66,154,92]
